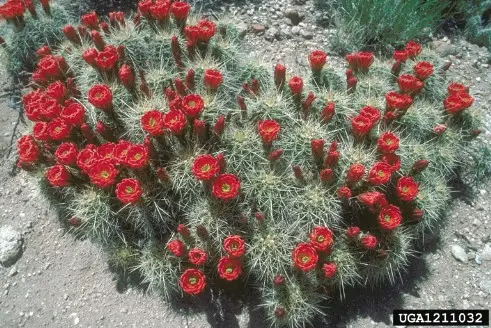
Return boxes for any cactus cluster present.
[0,0,72,81]
[13,1,482,326]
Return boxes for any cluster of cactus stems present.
[11,0,483,326]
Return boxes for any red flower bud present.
[213,115,225,136]
[255,212,265,222]
[186,69,195,90]
[156,167,170,182]
[100,22,110,35]
[96,121,116,141]
[321,102,335,123]
[292,165,304,180]
[118,64,135,90]
[391,60,402,76]
[193,119,206,137]
[433,124,447,135]
[273,274,285,286]
[216,153,226,173]
[412,208,424,221]
[311,139,324,160]
[268,149,283,161]
[174,77,186,96]
[347,76,357,91]
[324,151,339,167]
[251,79,260,95]
[288,76,303,95]
[411,159,429,174]
[237,96,247,112]
[177,224,190,237]
[320,168,334,182]
[274,64,286,89]
[346,226,360,238]
[80,123,96,143]
[171,36,183,67]
[302,91,316,116]
[337,186,352,200]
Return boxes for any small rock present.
[291,26,301,36]
[284,8,303,25]
[7,266,18,277]
[300,29,313,40]
[476,77,481,82]
[251,24,265,34]
[64,293,69,300]
[281,17,293,26]
[482,63,489,68]
[265,27,279,42]
[235,22,248,38]
[451,245,468,263]
[120,308,128,314]
[0,226,23,267]
[480,244,491,261]
[479,189,487,195]
[479,280,491,294]
[467,253,476,260]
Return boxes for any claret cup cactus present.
[15,1,481,326]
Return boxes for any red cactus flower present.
[274,63,286,88]
[163,110,187,135]
[36,46,51,58]
[179,269,206,295]
[346,226,360,239]
[357,191,388,213]
[140,110,164,136]
[361,234,378,249]
[456,92,474,109]
[167,239,186,257]
[405,41,422,59]
[322,262,337,279]
[118,64,135,90]
[95,49,118,71]
[356,52,374,72]
[309,50,327,71]
[17,138,40,165]
[33,122,50,141]
[45,81,67,103]
[393,49,409,62]
[212,174,240,201]
[311,139,324,160]
[413,61,434,80]
[447,82,469,95]
[181,94,204,118]
[197,19,216,42]
[184,25,199,46]
[396,176,419,201]
[321,102,335,123]
[359,105,381,124]
[223,235,246,258]
[48,118,72,141]
[81,12,99,30]
[45,165,70,187]
[138,0,152,17]
[192,154,219,181]
[351,114,372,139]
[88,84,113,111]
[308,226,333,251]
[55,142,78,166]
[37,55,64,78]
[337,186,352,200]
[204,69,223,90]
[257,119,281,145]
[397,74,424,95]
[378,205,402,230]
[367,162,392,185]
[377,132,399,153]
[170,1,190,21]
[88,160,119,188]
[115,178,143,204]
[385,91,413,112]
[82,48,98,66]
[150,1,170,20]
[380,153,401,173]
[288,76,303,95]
[292,243,318,272]
[217,257,242,281]
[60,104,85,127]
[76,147,99,172]
[125,144,149,169]
[345,163,365,184]
[188,248,207,266]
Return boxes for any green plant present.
[15,1,482,327]
[318,0,447,53]
[0,1,70,81]
[464,0,491,51]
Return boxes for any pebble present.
[251,24,265,34]
[300,29,313,40]
[450,245,468,263]
[480,244,491,261]
[476,77,481,82]
[292,26,301,35]
[7,265,18,277]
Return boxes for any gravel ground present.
[1,0,491,327]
